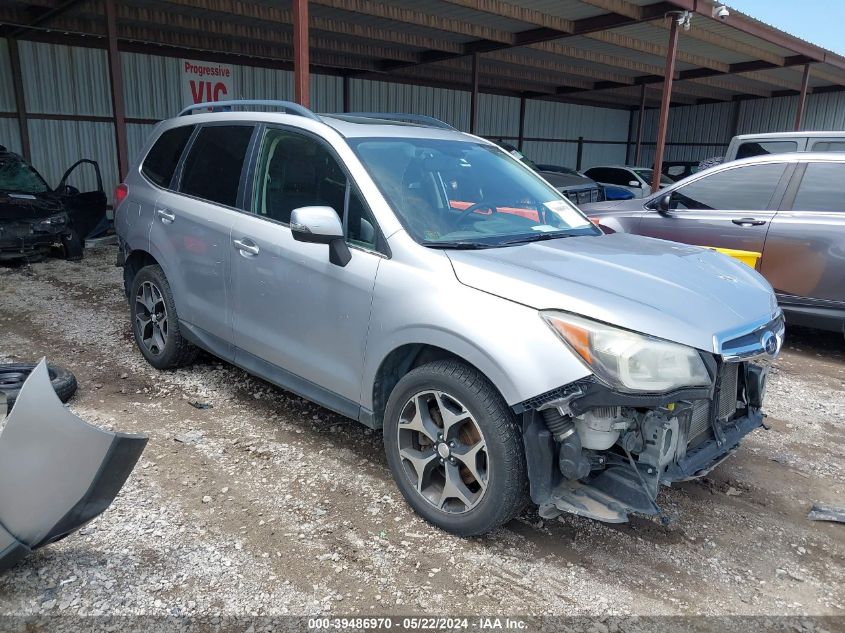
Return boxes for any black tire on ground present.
[383,359,529,536]
[129,264,199,370]
[0,363,78,409]
[61,229,84,261]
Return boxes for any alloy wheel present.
[397,390,489,514]
[135,281,168,356]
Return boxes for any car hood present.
[446,233,777,353]
[0,192,63,221]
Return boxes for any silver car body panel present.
[0,359,147,571]
[117,111,782,418]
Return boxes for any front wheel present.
[383,360,528,536]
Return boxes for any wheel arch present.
[122,249,160,298]
[369,340,516,429]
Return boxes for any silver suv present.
[116,101,783,534]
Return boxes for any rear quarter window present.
[142,125,194,188]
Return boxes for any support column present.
[104,0,128,180]
[293,0,310,107]
[7,39,30,161]
[651,15,680,193]
[634,83,646,166]
[625,107,635,165]
[342,74,350,113]
[517,94,526,151]
[469,53,479,134]
[794,63,811,131]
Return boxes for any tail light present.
[114,183,128,206]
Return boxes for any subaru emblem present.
[761,330,778,357]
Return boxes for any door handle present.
[233,238,259,256]
[156,208,175,224]
[731,217,766,226]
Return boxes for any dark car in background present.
[496,143,605,205]
[0,147,106,261]
[581,153,845,337]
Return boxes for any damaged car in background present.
[116,103,783,535]
[0,146,107,261]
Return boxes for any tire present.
[0,363,77,409]
[383,360,528,536]
[129,264,199,370]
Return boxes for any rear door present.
[761,160,845,305]
[151,123,256,348]
[637,162,792,254]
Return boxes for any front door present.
[637,162,791,254]
[230,126,383,410]
[57,159,108,239]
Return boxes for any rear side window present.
[811,141,845,152]
[736,140,797,159]
[179,125,254,207]
[671,163,786,211]
[142,125,194,188]
[793,163,845,212]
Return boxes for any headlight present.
[541,311,711,393]
[37,214,67,228]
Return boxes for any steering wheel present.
[454,201,499,226]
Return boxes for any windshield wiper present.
[421,240,496,249]
[495,232,576,246]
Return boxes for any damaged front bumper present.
[0,218,71,261]
[0,360,147,572]
[517,360,767,523]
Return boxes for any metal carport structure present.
[3,0,845,192]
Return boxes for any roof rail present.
[333,112,457,131]
[178,99,321,121]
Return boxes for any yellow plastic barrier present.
[707,247,761,269]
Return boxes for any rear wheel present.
[130,265,198,369]
[383,360,528,536]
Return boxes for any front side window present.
[252,129,380,250]
[142,125,194,188]
[669,163,786,211]
[736,140,798,160]
[793,163,845,212]
[350,138,599,248]
[179,125,253,207]
[0,156,50,194]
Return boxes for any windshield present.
[349,138,600,248]
[632,168,673,186]
[0,156,50,194]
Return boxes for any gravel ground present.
[0,247,843,626]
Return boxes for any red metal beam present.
[104,0,128,180]
[7,38,30,161]
[651,15,680,192]
[469,53,479,134]
[794,63,811,131]
[293,0,310,107]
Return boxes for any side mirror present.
[628,180,640,188]
[290,206,351,266]
[656,193,672,215]
[60,184,80,197]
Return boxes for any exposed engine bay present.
[518,359,769,522]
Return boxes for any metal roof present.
[2,0,845,109]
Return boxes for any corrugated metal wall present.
[637,100,737,168]
[637,90,845,168]
[2,38,637,198]
[523,99,629,168]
